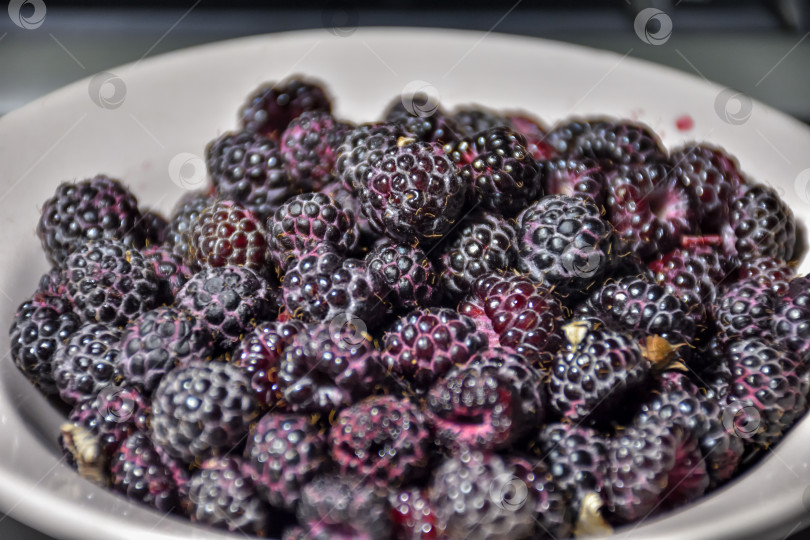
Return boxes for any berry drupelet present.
[37,175,146,266]
[723,183,796,262]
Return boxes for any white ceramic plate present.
[1,28,810,540]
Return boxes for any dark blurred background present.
[2,0,810,538]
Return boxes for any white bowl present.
[1,28,810,540]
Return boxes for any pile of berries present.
[11,75,810,539]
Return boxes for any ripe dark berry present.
[52,322,121,405]
[427,349,545,451]
[366,240,438,309]
[385,98,459,144]
[451,106,507,137]
[431,449,537,539]
[459,272,565,367]
[152,361,259,462]
[714,278,777,342]
[278,323,385,414]
[206,131,292,220]
[335,123,409,192]
[141,209,168,245]
[9,294,80,395]
[37,175,146,265]
[439,212,519,299]
[189,200,269,273]
[189,457,272,535]
[329,395,431,487]
[446,128,542,215]
[268,192,359,272]
[111,431,188,513]
[568,120,667,169]
[548,324,649,424]
[298,475,391,540]
[119,307,215,393]
[383,307,487,391]
[281,244,389,328]
[240,77,332,138]
[723,183,796,262]
[233,319,306,408]
[540,156,606,205]
[517,194,613,300]
[607,163,697,260]
[64,239,161,327]
[245,412,328,511]
[142,244,193,302]
[164,191,213,264]
[737,256,794,297]
[174,266,276,348]
[357,140,467,244]
[671,144,745,232]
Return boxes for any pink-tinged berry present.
[281,111,351,190]
[737,256,794,296]
[389,489,443,540]
[540,156,606,205]
[329,395,431,487]
[278,323,385,414]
